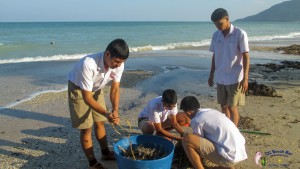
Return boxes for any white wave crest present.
[129,40,211,52]
[0,53,87,64]
[0,87,67,110]
[249,32,300,41]
[0,43,4,46]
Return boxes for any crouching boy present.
[138,89,185,141]
[180,96,247,169]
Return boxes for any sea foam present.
[249,32,300,41]
[0,53,87,64]
[130,40,211,52]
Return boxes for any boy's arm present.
[169,114,185,136]
[240,52,250,94]
[153,122,181,140]
[208,54,215,87]
[81,89,115,123]
[110,81,120,124]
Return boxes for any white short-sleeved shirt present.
[68,52,124,92]
[191,108,247,163]
[209,24,249,85]
[138,96,178,123]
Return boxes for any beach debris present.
[239,129,271,135]
[238,115,262,132]
[256,60,300,72]
[275,44,300,55]
[290,119,300,123]
[118,144,166,160]
[246,81,279,97]
[238,117,270,135]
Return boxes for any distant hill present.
[236,0,300,22]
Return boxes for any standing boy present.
[68,39,129,169]
[138,89,185,141]
[208,8,250,126]
[180,96,247,169]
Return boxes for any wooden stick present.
[239,129,271,135]
[126,120,132,131]
[117,145,127,154]
[128,134,136,160]
[110,123,121,135]
[117,124,124,129]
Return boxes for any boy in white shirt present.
[138,89,185,141]
[208,8,250,126]
[180,96,247,169]
[68,39,129,169]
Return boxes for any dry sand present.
[0,63,300,169]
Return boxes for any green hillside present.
[236,0,300,22]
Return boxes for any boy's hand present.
[175,136,182,141]
[106,112,115,123]
[112,110,120,125]
[180,132,188,137]
[208,75,214,87]
[240,78,249,94]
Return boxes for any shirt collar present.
[229,24,235,35]
[218,24,235,38]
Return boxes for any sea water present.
[0,22,300,108]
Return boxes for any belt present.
[68,80,81,90]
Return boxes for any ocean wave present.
[129,40,211,52]
[0,53,87,64]
[162,65,209,73]
[1,31,300,64]
[249,32,300,41]
[0,87,67,110]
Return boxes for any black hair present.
[162,89,177,105]
[105,39,129,60]
[211,8,228,22]
[180,96,200,112]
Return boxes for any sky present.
[0,0,290,22]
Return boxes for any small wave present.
[0,53,87,64]
[162,65,209,73]
[0,43,4,46]
[249,32,300,41]
[0,87,67,111]
[129,40,211,52]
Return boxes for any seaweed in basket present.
[118,144,167,160]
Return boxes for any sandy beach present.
[1,48,300,169]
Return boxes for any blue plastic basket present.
[113,135,175,169]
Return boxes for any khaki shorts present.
[199,137,235,167]
[68,81,107,129]
[217,83,245,106]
